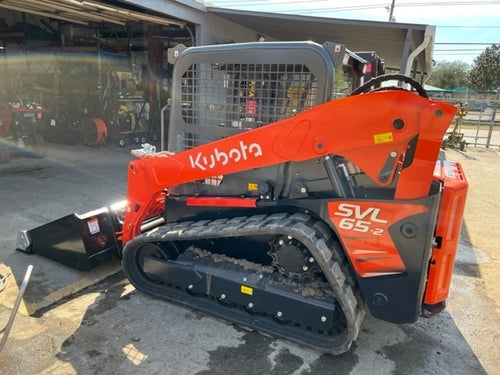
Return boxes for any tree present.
[467,44,500,92]
[427,61,469,89]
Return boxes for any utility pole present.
[388,0,396,22]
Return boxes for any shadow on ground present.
[46,277,486,375]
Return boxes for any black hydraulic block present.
[16,203,125,271]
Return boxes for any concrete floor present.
[0,142,498,375]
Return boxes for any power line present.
[210,0,500,13]
[435,43,499,45]
[211,0,500,5]
[434,51,482,53]
[211,0,327,2]
[209,0,327,4]
[384,1,500,5]
[438,25,500,28]
[435,49,487,52]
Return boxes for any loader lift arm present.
[121,89,456,243]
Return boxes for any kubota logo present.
[189,140,263,171]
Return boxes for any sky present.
[205,0,500,66]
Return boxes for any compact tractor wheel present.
[117,138,128,147]
[26,133,47,159]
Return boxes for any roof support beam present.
[0,0,187,28]
[79,1,186,27]
[0,3,89,26]
[19,0,127,25]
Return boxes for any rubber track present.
[123,212,365,354]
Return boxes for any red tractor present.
[0,102,47,163]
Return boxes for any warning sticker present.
[88,219,100,235]
[247,183,258,192]
[240,285,253,296]
[373,132,394,144]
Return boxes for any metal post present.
[388,0,396,22]
[96,27,102,113]
[160,99,170,151]
[485,88,499,148]
[0,265,33,352]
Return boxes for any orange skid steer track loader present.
[17,42,467,355]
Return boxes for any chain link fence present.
[433,95,500,148]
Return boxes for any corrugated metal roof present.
[206,7,434,75]
[0,0,186,27]
[0,0,434,76]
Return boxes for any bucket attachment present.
[16,202,125,271]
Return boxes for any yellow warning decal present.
[240,285,253,295]
[373,132,393,144]
[247,183,258,192]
